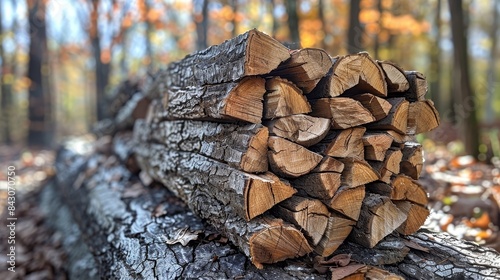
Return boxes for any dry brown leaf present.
[162,228,202,246]
[330,264,366,280]
[321,254,351,267]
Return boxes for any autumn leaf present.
[162,228,202,246]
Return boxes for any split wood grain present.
[265,114,331,147]
[263,77,311,119]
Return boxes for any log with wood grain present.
[110,29,443,269]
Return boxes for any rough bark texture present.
[165,29,290,87]
[147,119,269,173]
[50,138,500,279]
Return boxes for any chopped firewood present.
[263,77,311,119]
[315,214,356,257]
[311,156,345,173]
[271,48,333,93]
[391,175,428,206]
[272,196,330,246]
[404,71,428,101]
[407,100,440,134]
[322,186,366,221]
[362,133,394,161]
[309,53,387,98]
[366,97,409,134]
[148,120,269,173]
[400,142,423,179]
[339,158,380,187]
[330,264,405,280]
[248,216,313,269]
[394,201,430,235]
[292,172,341,199]
[351,93,392,121]
[310,98,376,129]
[378,61,410,93]
[268,136,323,178]
[350,194,408,248]
[369,149,403,183]
[165,29,290,87]
[155,77,267,123]
[135,143,296,221]
[311,127,366,159]
[265,114,331,147]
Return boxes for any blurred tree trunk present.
[195,0,209,50]
[373,0,382,58]
[429,0,442,113]
[270,0,278,37]
[90,0,110,121]
[27,0,53,147]
[285,0,300,46]
[0,2,13,145]
[231,0,238,37]
[143,0,154,70]
[449,0,479,157]
[486,1,499,124]
[347,0,363,54]
[318,0,326,50]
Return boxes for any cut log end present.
[268,136,323,178]
[394,201,430,235]
[265,114,331,147]
[240,126,270,173]
[339,158,380,187]
[245,29,291,76]
[224,77,266,123]
[311,98,375,129]
[249,218,313,269]
[378,61,410,93]
[324,186,366,221]
[263,77,311,119]
[245,172,297,220]
[391,175,428,206]
[407,100,440,134]
[314,213,356,257]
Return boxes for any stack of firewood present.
[132,29,440,269]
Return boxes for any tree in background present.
[347,0,362,53]
[90,0,111,121]
[285,0,300,47]
[194,0,209,50]
[27,0,53,147]
[449,0,479,158]
[0,2,13,145]
[486,0,499,124]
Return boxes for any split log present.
[407,100,440,134]
[311,127,366,159]
[155,76,266,124]
[314,213,356,257]
[400,142,423,179]
[265,114,331,147]
[322,186,366,221]
[349,194,407,248]
[403,71,427,101]
[135,143,296,221]
[263,77,311,119]
[165,29,290,87]
[270,48,333,93]
[362,132,394,161]
[351,93,392,121]
[310,98,375,129]
[366,97,409,134]
[338,157,379,187]
[377,61,409,93]
[394,201,430,235]
[312,156,345,173]
[391,175,428,206]
[272,196,330,246]
[309,53,387,99]
[292,172,341,199]
[148,120,269,173]
[368,149,403,184]
[268,136,323,178]
[53,137,500,279]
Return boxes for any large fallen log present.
[50,137,500,279]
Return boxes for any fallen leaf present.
[320,253,351,267]
[330,264,366,280]
[162,228,202,246]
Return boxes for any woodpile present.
[129,29,440,269]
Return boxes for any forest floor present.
[0,138,499,278]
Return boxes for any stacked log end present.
[131,29,440,268]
